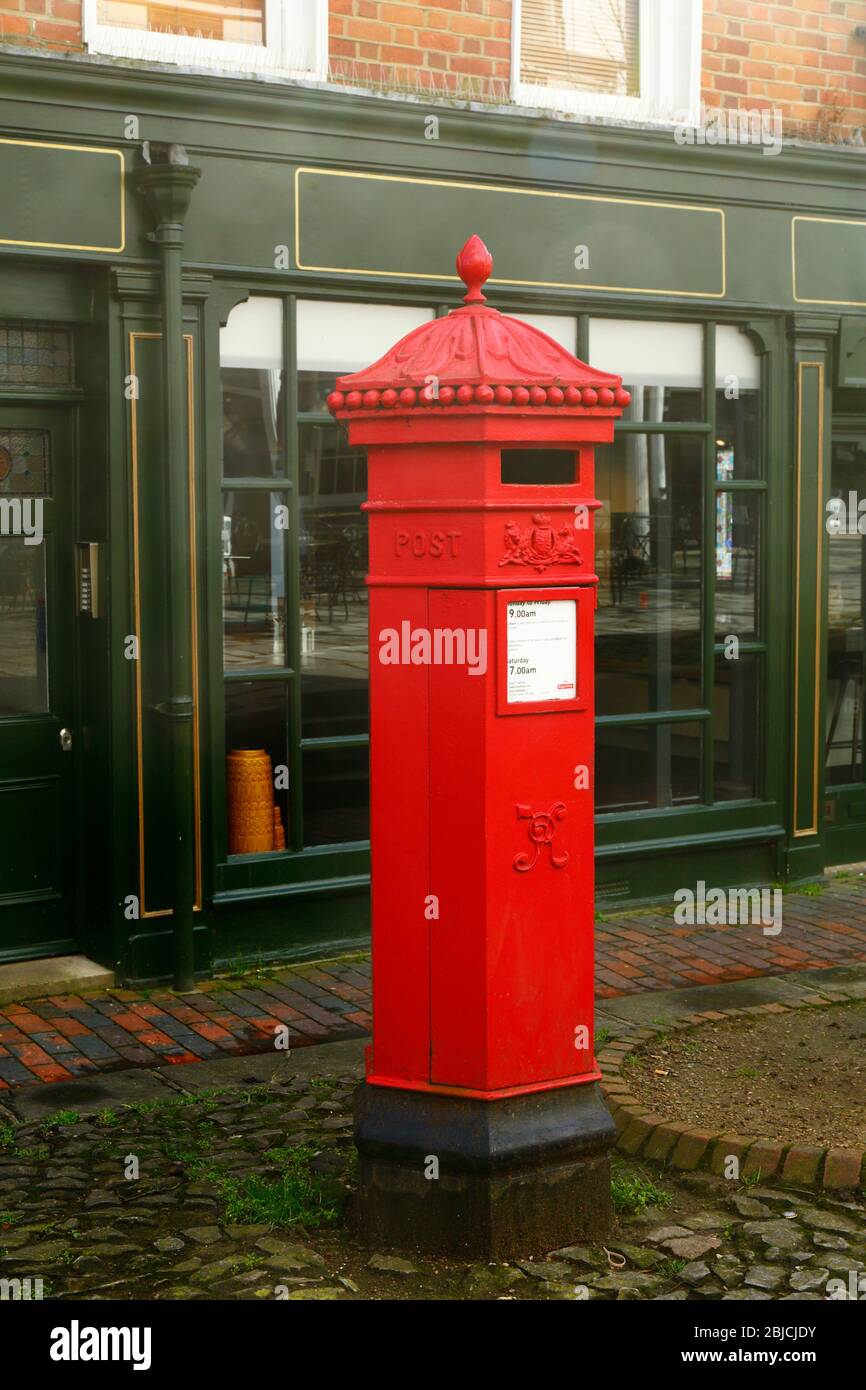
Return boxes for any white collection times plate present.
[505,598,577,704]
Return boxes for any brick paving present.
[2,878,866,1089]
[0,960,372,1092]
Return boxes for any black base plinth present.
[351,1079,615,1260]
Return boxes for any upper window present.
[512,0,702,126]
[83,0,327,78]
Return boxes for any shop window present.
[589,318,703,421]
[302,744,370,848]
[83,0,327,78]
[297,301,435,411]
[715,326,761,481]
[826,435,866,789]
[297,300,432,751]
[592,317,765,817]
[513,0,702,125]
[596,431,704,716]
[714,656,759,801]
[714,492,759,642]
[221,297,291,855]
[508,314,578,354]
[225,681,289,855]
[222,489,288,670]
[596,722,702,813]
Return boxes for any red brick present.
[619,1113,666,1155]
[742,1139,785,1180]
[644,1121,690,1162]
[822,1148,864,1191]
[671,1129,717,1170]
[781,1145,826,1186]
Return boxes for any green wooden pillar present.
[138,150,201,990]
[787,313,836,881]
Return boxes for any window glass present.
[303,744,370,847]
[0,323,73,388]
[596,722,702,813]
[221,298,285,478]
[295,304,430,742]
[97,0,265,43]
[225,681,289,855]
[596,433,704,715]
[714,492,759,641]
[520,0,639,97]
[715,325,761,480]
[826,437,866,788]
[714,655,759,801]
[0,540,47,716]
[508,313,577,353]
[89,0,322,75]
[589,318,703,421]
[222,490,288,670]
[299,424,369,739]
[0,429,50,495]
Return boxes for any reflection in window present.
[595,433,704,715]
[298,422,368,739]
[596,723,702,813]
[0,540,48,715]
[715,655,758,801]
[220,298,285,478]
[826,437,866,788]
[222,490,287,670]
[714,491,759,641]
[715,325,761,480]
[295,302,432,748]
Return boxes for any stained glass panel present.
[0,324,73,388]
[0,430,50,496]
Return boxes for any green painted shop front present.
[0,53,863,984]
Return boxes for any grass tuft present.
[611,1169,671,1216]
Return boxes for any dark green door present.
[0,404,77,959]
[825,424,866,864]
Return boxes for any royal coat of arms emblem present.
[498,513,582,573]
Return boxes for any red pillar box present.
[329,237,630,1258]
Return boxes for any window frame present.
[510,0,702,127]
[82,0,328,80]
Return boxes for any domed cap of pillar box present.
[327,236,630,418]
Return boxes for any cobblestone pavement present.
[1,1039,863,1302]
[2,877,866,1088]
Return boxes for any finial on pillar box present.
[456,234,493,304]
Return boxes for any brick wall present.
[0,0,82,50]
[0,0,863,147]
[702,0,866,143]
[328,0,512,101]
